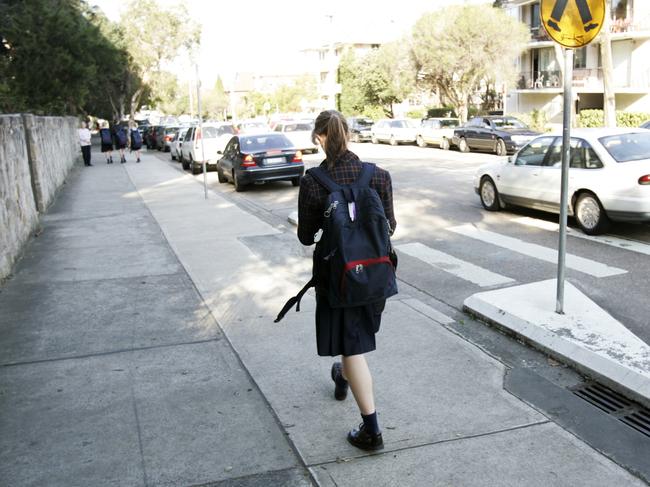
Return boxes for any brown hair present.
[312,110,349,169]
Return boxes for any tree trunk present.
[129,88,144,128]
[601,4,616,127]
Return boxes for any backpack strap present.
[307,167,342,194]
[274,277,315,323]
[356,162,376,188]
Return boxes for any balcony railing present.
[529,17,649,41]
[517,70,562,89]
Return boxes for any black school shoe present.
[347,423,384,451]
[331,362,348,400]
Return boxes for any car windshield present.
[492,118,528,129]
[285,123,313,132]
[165,127,179,134]
[440,119,459,128]
[355,119,373,127]
[201,127,220,138]
[240,134,293,152]
[220,125,236,135]
[599,132,650,162]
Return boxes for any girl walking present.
[297,110,396,451]
[130,124,143,163]
[99,122,114,164]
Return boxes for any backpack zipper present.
[324,200,339,217]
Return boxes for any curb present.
[463,279,650,409]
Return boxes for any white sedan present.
[473,128,650,234]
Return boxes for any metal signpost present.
[195,63,208,199]
[540,0,604,313]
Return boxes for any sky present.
[89,0,490,87]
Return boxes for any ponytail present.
[312,110,349,170]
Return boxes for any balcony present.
[517,70,562,90]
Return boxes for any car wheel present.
[389,136,398,146]
[459,137,470,153]
[171,152,176,161]
[233,171,246,192]
[440,138,450,150]
[479,177,501,211]
[416,135,426,148]
[371,136,378,144]
[291,176,302,187]
[217,166,227,183]
[181,157,189,170]
[192,161,202,175]
[495,138,506,156]
[575,192,610,235]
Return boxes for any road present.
[153,142,650,345]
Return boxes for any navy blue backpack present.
[100,128,112,145]
[116,127,128,146]
[275,162,397,322]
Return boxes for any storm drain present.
[571,383,650,438]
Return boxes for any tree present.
[411,4,530,122]
[203,76,229,119]
[360,41,415,118]
[338,48,366,115]
[119,0,200,125]
[0,0,135,116]
[156,72,188,116]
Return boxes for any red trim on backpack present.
[340,256,392,295]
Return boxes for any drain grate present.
[571,383,650,438]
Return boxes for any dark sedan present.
[347,116,374,143]
[452,116,540,156]
[216,133,305,192]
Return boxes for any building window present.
[574,47,587,69]
[531,3,540,29]
[611,0,631,20]
[320,73,327,82]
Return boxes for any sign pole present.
[195,63,207,200]
[556,48,573,314]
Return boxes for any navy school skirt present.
[315,294,385,357]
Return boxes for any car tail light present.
[242,154,257,168]
[639,175,650,185]
[164,135,171,142]
[292,151,303,162]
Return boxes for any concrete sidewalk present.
[1,148,647,486]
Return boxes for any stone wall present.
[0,114,80,279]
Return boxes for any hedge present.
[578,109,650,128]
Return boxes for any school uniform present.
[130,129,142,151]
[298,150,396,357]
[78,127,92,166]
[99,128,113,152]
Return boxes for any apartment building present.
[506,0,650,122]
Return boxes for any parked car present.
[273,121,318,153]
[416,117,460,149]
[640,120,650,129]
[234,120,269,134]
[370,119,419,145]
[157,126,179,152]
[180,123,236,174]
[453,116,540,156]
[473,128,650,234]
[347,117,374,143]
[171,127,190,161]
[146,125,164,149]
[216,133,305,192]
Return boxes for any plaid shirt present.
[297,150,396,245]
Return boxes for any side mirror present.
[217,150,223,155]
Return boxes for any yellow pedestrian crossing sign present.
[541,0,605,48]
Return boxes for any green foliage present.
[359,41,415,118]
[407,109,426,119]
[338,42,414,118]
[0,0,136,116]
[508,110,549,132]
[338,49,366,116]
[427,107,457,118]
[578,109,650,128]
[411,4,530,122]
[203,76,229,119]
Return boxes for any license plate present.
[265,157,286,165]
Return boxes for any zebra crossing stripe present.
[396,242,515,287]
[448,224,627,278]
[511,217,650,256]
